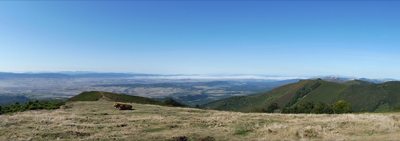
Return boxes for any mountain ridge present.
[201,79,400,112]
[68,91,187,107]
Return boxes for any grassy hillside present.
[202,79,400,113]
[68,91,186,107]
[299,81,348,104]
[293,81,400,112]
[2,100,400,140]
[67,91,102,101]
[285,81,400,112]
[200,80,309,111]
[258,80,310,108]
[338,81,400,112]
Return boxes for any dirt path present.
[99,92,111,101]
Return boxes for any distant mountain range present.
[201,79,400,112]
[316,75,397,84]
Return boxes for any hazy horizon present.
[1,71,398,80]
[1,1,399,79]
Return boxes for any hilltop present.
[201,79,400,112]
[1,100,400,140]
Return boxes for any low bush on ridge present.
[0,100,66,115]
[259,100,353,114]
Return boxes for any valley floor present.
[1,100,400,140]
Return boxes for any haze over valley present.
[0,72,396,107]
[0,72,305,106]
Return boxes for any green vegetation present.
[270,100,353,114]
[200,96,245,111]
[68,91,187,107]
[360,108,368,113]
[67,91,101,101]
[261,80,310,108]
[234,129,253,136]
[103,92,163,105]
[200,80,309,111]
[162,98,187,107]
[201,79,400,113]
[338,81,400,112]
[333,100,353,114]
[266,103,279,113]
[285,81,321,107]
[374,103,391,112]
[251,101,338,114]
[299,81,348,104]
[282,101,334,114]
[310,102,334,114]
[0,100,65,115]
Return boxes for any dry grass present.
[1,99,400,141]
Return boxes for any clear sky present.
[1,1,399,79]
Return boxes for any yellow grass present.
[1,99,400,140]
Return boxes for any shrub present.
[0,100,66,115]
[266,103,280,113]
[360,108,368,113]
[322,104,334,114]
[282,101,334,114]
[333,100,353,114]
[311,102,333,114]
[163,98,187,107]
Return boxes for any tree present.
[266,103,280,113]
[311,102,326,114]
[299,101,315,113]
[310,102,333,114]
[322,104,334,114]
[281,107,287,113]
[163,98,187,107]
[333,100,353,114]
[360,108,368,113]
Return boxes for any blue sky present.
[0,1,399,79]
